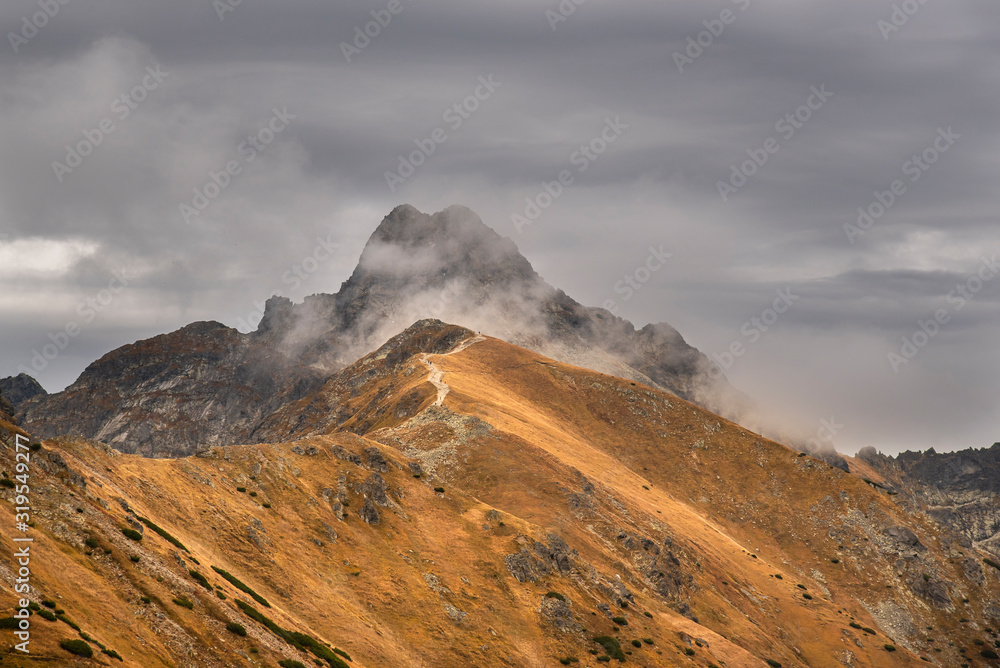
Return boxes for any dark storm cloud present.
[1,0,997,454]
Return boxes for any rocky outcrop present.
[858,443,1000,557]
[0,373,47,407]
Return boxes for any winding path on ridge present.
[418,334,486,406]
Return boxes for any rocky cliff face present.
[20,205,749,457]
[858,443,1000,557]
[19,321,325,457]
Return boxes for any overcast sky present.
[1,0,998,455]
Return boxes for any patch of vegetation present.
[559,658,579,665]
[884,644,896,652]
[545,591,566,601]
[140,596,151,604]
[631,639,642,648]
[773,574,782,579]
[0,617,19,629]
[0,478,15,488]
[59,639,93,658]
[643,611,652,618]
[37,609,57,621]
[57,614,80,631]
[642,638,653,645]
[120,527,142,542]
[173,597,194,609]
[226,622,248,636]
[28,601,39,611]
[862,627,877,635]
[981,649,1000,660]
[795,584,807,590]
[831,558,840,564]
[189,570,213,590]
[130,555,140,563]
[136,515,189,551]
[685,647,695,656]
[850,622,862,630]
[29,442,42,451]
[235,600,350,668]
[102,648,124,661]
[333,648,351,661]
[236,487,247,493]
[803,593,813,600]
[212,566,271,607]
[250,491,258,497]
[592,636,626,661]
[84,537,99,548]
[263,503,272,508]
[434,487,445,493]
[611,616,628,626]
[279,661,307,668]
[216,590,227,600]
[765,661,782,668]
[41,599,56,609]
[984,558,1000,571]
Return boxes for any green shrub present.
[596,657,610,663]
[121,528,142,541]
[631,639,642,648]
[136,516,188,551]
[27,601,39,611]
[545,591,566,601]
[685,648,695,656]
[37,609,57,621]
[765,661,782,668]
[211,566,271,607]
[250,491,258,497]
[884,644,896,652]
[611,616,628,626]
[41,599,56,609]
[0,478,15,488]
[333,648,352,661]
[642,638,653,645]
[216,590,227,600]
[850,622,862,629]
[796,584,807,590]
[226,621,247,636]
[831,558,840,564]
[57,614,80,631]
[102,648,124,661]
[803,593,813,600]
[234,601,349,668]
[981,649,1000,659]
[140,596,151,604]
[559,659,579,665]
[592,636,626,661]
[863,627,877,635]
[434,487,445,493]
[173,597,194,609]
[279,661,307,668]
[85,537,99,548]
[60,639,93,657]
[189,570,213,590]
[643,611,653,618]
[236,487,247,493]
[130,555,140,563]
[29,442,42,451]
[263,503,272,508]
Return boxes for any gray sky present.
[1,0,998,455]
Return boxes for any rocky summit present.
[16,205,748,458]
